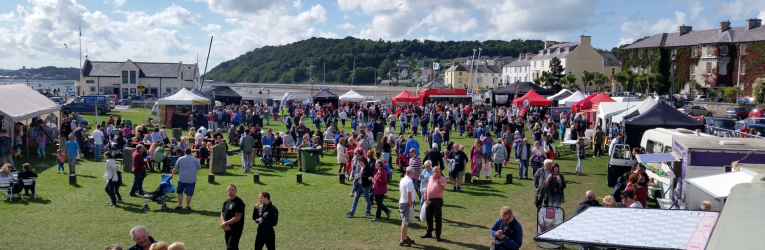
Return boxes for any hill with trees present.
[204,37,544,84]
[0,66,79,79]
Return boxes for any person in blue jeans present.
[65,134,80,174]
[346,157,373,217]
[515,138,531,179]
[130,145,147,196]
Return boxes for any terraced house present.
[75,59,200,99]
[622,19,765,95]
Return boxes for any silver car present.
[678,105,712,116]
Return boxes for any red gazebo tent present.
[512,89,553,106]
[391,90,419,106]
[590,92,616,104]
[572,94,597,112]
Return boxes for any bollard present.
[253,173,260,183]
[338,173,345,184]
[464,173,472,183]
[208,174,215,183]
[506,173,513,184]
[297,173,303,183]
[69,174,77,185]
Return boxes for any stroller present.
[142,175,175,211]
[81,138,96,159]
[466,125,475,137]
[260,145,273,168]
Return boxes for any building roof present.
[599,52,622,67]
[472,65,501,74]
[82,59,196,79]
[505,58,532,67]
[445,64,469,72]
[624,24,765,49]
[531,42,579,61]
[422,78,448,89]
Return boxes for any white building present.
[75,59,200,98]
[502,52,534,85]
[466,60,502,89]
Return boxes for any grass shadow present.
[17,197,53,205]
[442,218,489,230]
[437,238,489,249]
[457,189,506,198]
[77,174,97,179]
[70,183,82,188]
[441,203,465,209]
[115,203,147,213]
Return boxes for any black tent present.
[202,86,242,105]
[623,102,705,147]
[492,82,555,106]
[312,88,339,107]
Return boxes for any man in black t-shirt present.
[221,184,245,250]
[450,144,468,192]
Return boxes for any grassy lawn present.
[2,108,613,249]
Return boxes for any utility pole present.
[468,49,477,97]
[323,60,326,84]
[351,58,356,85]
[374,68,377,100]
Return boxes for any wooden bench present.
[323,139,335,153]
[197,157,209,167]
[273,146,298,161]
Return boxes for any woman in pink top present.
[423,166,447,240]
[624,173,647,208]
[370,159,390,222]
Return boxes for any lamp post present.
[26,74,29,87]
[670,50,676,102]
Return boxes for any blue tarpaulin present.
[636,153,679,163]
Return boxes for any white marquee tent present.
[611,97,658,123]
[547,89,573,100]
[339,90,366,102]
[0,85,61,161]
[157,88,211,105]
[597,102,641,129]
[560,91,586,107]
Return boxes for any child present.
[197,142,210,166]
[53,149,66,173]
[37,130,47,158]
[576,138,586,174]
[103,151,122,205]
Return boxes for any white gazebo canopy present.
[597,101,641,128]
[157,88,211,105]
[0,84,61,162]
[611,97,658,123]
[547,89,573,100]
[339,90,366,102]
[561,91,586,107]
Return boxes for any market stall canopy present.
[686,171,755,202]
[590,92,616,104]
[339,90,366,102]
[596,102,640,128]
[202,86,242,105]
[158,88,212,105]
[623,102,705,147]
[611,97,658,123]
[512,89,552,106]
[534,207,719,250]
[0,84,61,122]
[493,82,555,96]
[572,94,596,112]
[391,90,419,106]
[705,174,765,250]
[188,88,213,101]
[312,88,339,106]
[547,89,573,101]
[561,91,586,107]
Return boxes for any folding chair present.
[21,177,36,199]
[0,179,22,201]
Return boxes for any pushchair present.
[142,175,175,211]
[81,139,96,159]
[260,145,273,168]
[466,125,475,137]
[397,153,410,177]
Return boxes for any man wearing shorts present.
[451,145,468,192]
[170,148,202,210]
[399,166,416,247]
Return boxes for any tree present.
[559,73,579,91]
[722,87,742,103]
[592,73,608,92]
[612,72,628,92]
[753,78,765,104]
[688,80,702,98]
[536,71,558,91]
[623,69,637,93]
[580,70,595,93]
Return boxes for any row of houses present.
[75,59,200,98]
[444,35,623,91]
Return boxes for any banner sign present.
[165,106,175,125]
[536,206,565,249]
[518,97,530,118]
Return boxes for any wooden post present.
[253,173,260,183]
[68,174,77,185]
[464,172,472,183]
[338,173,345,184]
[506,173,513,184]
[208,174,215,183]
[296,173,303,183]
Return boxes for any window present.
[166,88,172,94]
[493,78,497,84]
[720,46,729,56]
[707,46,713,56]
[130,71,136,83]
[690,66,695,76]
[742,62,746,75]
[691,47,697,57]
[459,78,462,84]
[122,88,128,97]
[719,62,727,75]
[90,87,95,92]
[646,140,663,154]
[73,97,84,104]
[611,67,615,74]
[122,71,128,83]
[706,62,713,74]
[534,61,537,67]
[542,61,545,67]
[459,72,462,76]
[477,77,482,84]
[130,88,136,95]
[741,44,747,54]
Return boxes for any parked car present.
[740,118,765,126]
[60,95,111,115]
[713,97,724,102]
[694,95,707,102]
[704,117,736,135]
[48,96,65,104]
[734,124,765,137]
[671,100,693,109]
[749,108,764,118]
[107,94,118,103]
[678,105,712,116]
[109,100,115,109]
[724,107,750,120]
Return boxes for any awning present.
[686,171,755,200]
[534,207,719,250]
[636,153,680,163]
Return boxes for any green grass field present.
[1,108,614,249]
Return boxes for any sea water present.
[0,79,75,92]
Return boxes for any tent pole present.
[25,119,28,158]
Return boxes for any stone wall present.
[210,143,227,174]
[122,147,136,173]
[691,102,756,117]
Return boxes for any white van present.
[639,128,715,154]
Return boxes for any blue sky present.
[0,0,763,70]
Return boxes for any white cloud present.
[418,35,445,41]
[202,23,222,34]
[619,11,688,45]
[117,4,198,28]
[716,0,765,20]
[293,0,302,9]
[0,10,15,21]
[336,23,355,31]
[192,0,292,17]
[113,0,126,7]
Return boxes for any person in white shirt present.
[103,152,122,206]
[195,128,205,140]
[622,189,642,208]
[339,110,348,128]
[92,125,105,161]
[399,166,416,247]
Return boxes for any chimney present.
[579,36,591,46]
[678,24,693,35]
[453,60,459,66]
[544,41,556,49]
[720,20,731,32]
[518,53,524,60]
[747,18,762,30]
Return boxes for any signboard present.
[537,206,564,249]
[86,80,95,83]
[164,105,175,125]
[137,86,146,92]
[518,97,530,118]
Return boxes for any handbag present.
[420,200,428,221]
